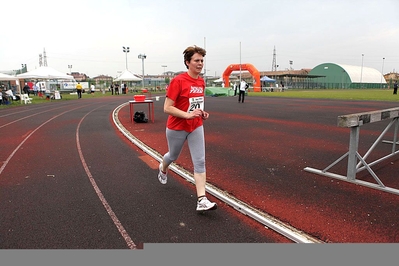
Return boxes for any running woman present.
[158,45,217,212]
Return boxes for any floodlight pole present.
[204,37,207,86]
[138,53,146,89]
[360,54,364,88]
[161,65,167,87]
[381,57,385,89]
[289,60,293,87]
[161,65,167,75]
[123,46,130,70]
[239,41,242,85]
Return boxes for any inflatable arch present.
[222,63,261,92]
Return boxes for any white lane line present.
[0,103,94,174]
[1,101,137,248]
[0,103,63,118]
[0,109,75,175]
[76,108,137,249]
[0,104,78,128]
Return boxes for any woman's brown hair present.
[183,45,206,69]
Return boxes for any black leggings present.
[238,90,245,102]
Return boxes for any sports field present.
[248,89,399,102]
[2,88,398,109]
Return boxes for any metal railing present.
[304,107,399,195]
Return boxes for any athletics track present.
[117,94,399,243]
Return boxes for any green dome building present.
[308,63,386,89]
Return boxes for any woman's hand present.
[188,109,209,120]
[201,110,209,120]
[189,108,203,119]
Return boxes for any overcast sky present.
[1,0,398,78]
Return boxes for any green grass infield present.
[2,88,399,109]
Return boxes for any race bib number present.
[187,97,204,113]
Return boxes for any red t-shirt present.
[166,72,205,132]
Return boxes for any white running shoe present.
[196,197,217,212]
[158,163,167,184]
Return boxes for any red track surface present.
[118,95,399,243]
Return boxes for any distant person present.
[36,82,44,98]
[280,81,285,92]
[115,83,120,95]
[110,83,114,95]
[1,89,10,104]
[76,82,83,98]
[23,83,30,96]
[33,84,37,96]
[90,84,95,94]
[45,87,51,100]
[0,92,6,105]
[233,82,238,96]
[158,45,217,212]
[393,81,398,95]
[238,80,248,103]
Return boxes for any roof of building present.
[311,63,385,83]
[336,63,384,83]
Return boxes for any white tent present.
[1,72,21,102]
[213,75,237,83]
[260,76,276,82]
[16,66,74,80]
[213,77,224,83]
[114,69,142,82]
[0,72,18,81]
